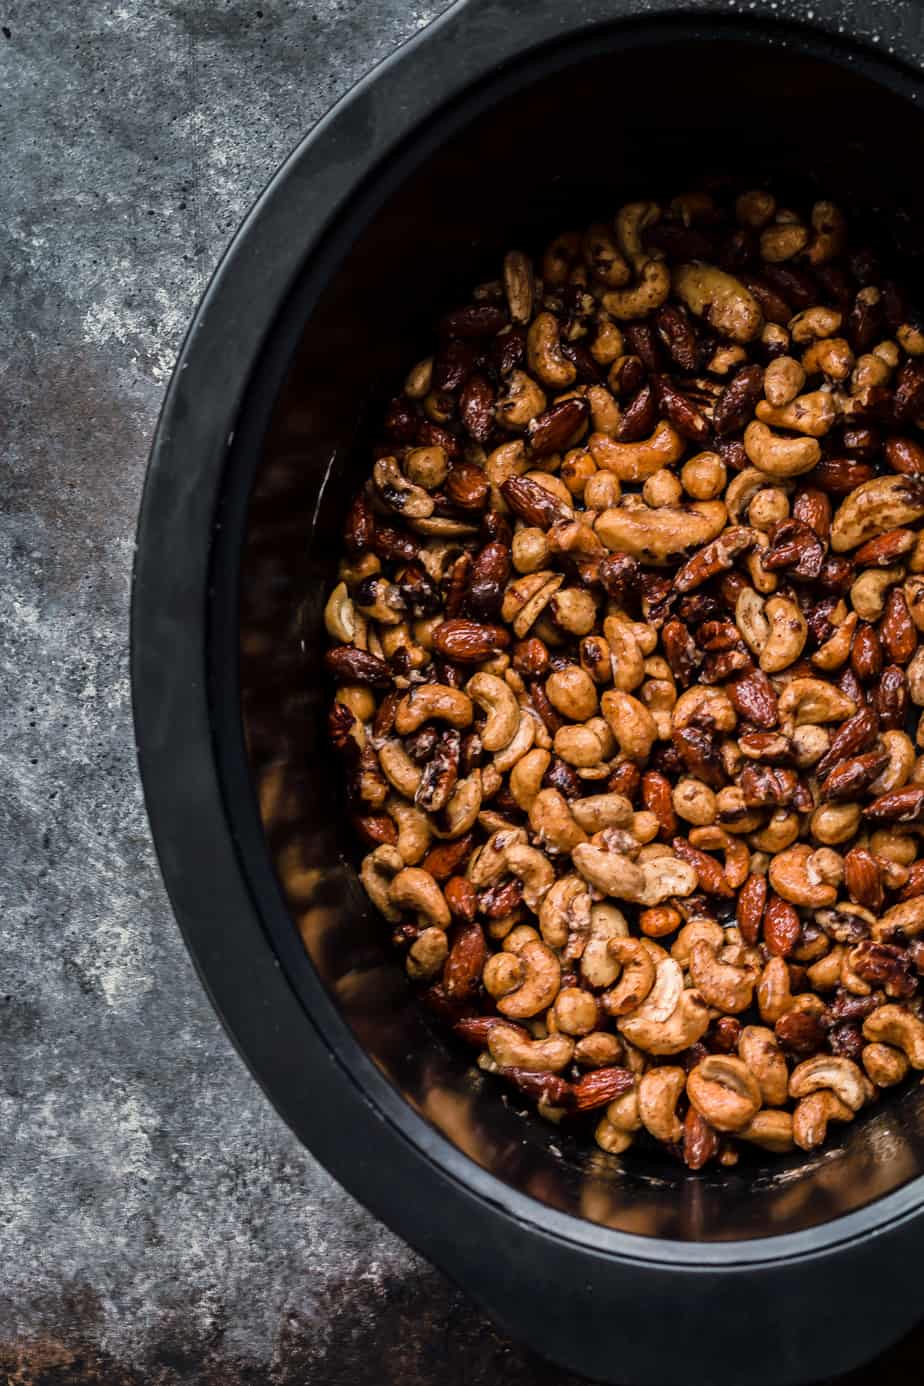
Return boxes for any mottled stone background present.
[1,1,923,1382]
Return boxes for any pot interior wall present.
[233,26,924,1240]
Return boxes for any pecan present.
[432,618,511,662]
[642,770,677,838]
[885,436,924,477]
[372,689,400,740]
[829,1022,865,1061]
[737,732,793,765]
[841,426,880,461]
[344,491,375,553]
[854,528,916,568]
[352,813,398,848]
[816,706,878,778]
[792,488,832,543]
[405,726,440,763]
[844,847,884,913]
[910,939,924,971]
[678,593,721,624]
[897,861,924,903]
[775,1009,826,1055]
[872,665,908,732]
[598,551,641,600]
[661,618,701,686]
[328,701,356,753]
[850,623,883,682]
[696,619,740,653]
[850,941,917,999]
[672,837,733,897]
[446,461,490,511]
[373,525,420,564]
[500,475,572,529]
[527,397,589,457]
[815,555,854,594]
[444,552,473,618]
[652,374,711,443]
[479,877,524,919]
[543,756,583,801]
[865,786,924,825]
[736,873,768,945]
[701,649,754,683]
[615,384,656,442]
[396,564,440,617]
[443,920,487,999]
[880,588,917,665]
[762,519,825,580]
[433,338,476,392]
[423,834,476,882]
[739,764,797,808]
[416,730,461,812]
[712,364,764,436]
[607,763,641,801]
[893,358,924,424]
[817,907,872,945]
[672,725,726,789]
[511,637,549,679]
[682,1106,720,1171]
[819,749,890,803]
[707,1017,743,1054]
[674,526,757,594]
[529,679,564,735]
[324,645,394,687]
[728,669,779,728]
[764,893,801,957]
[824,988,880,1024]
[499,1067,575,1108]
[809,458,875,496]
[439,303,507,338]
[640,573,677,627]
[573,1066,636,1111]
[716,436,748,473]
[654,302,701,372]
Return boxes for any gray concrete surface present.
[1,1,923,1382]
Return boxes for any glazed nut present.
[687,1055,762,1132]
[638,1066,686,1143]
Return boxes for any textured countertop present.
[2,2,923,1382]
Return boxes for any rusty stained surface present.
[2,0,924,1382]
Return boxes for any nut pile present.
[324,188,924,1168]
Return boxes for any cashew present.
[768,844,837,908]
[605,938,656,1016]
[594,1118,634,1154]
[793,1090,854,1151]
[763,356,805,407]
[465,672,519,753]
[738,1026,790,1107]
[863,1005,924,1068]
[789,1055,872,1112]
[605,1088,643,1134]
[830,475,924,552]
[386,796,433,864]
[757,956,794,1024]
[324,581,357,643]
[492,709,536,773]
[359,844,404,922]
[687,1056,762,1132]
[862,1042,910,1088]
[580,903,629,988]
[483,952,525,999]
[778,679,856,727]
[615,200,661,271]
[737,1110,795,1153]
[602,259,671,320]
[759,595,807,673]
[372,455,435,519]
[502,571,565,639]
[433,770,482,839]
[589,421,685,482]
[638,1067,686,1143]
[850,565,904,621]
[395,684,473,734]
[870,730,915,795]
[503,250,535,323]
[529,788,587,855]
[389,867,450,929]
[495,938,561,1019]
[526,311,577,388]
[571,792,634,833]
[601,615,646,692]
[583,222,632,287]
[547,664,598,720]
[812,610,858,671]
[672,686,736,733]
[689,939,757,1014]
[755,390,836,438]
[761,222,809,262]
[743,420,820,478]
[670,919,724,967]
[735,587,770,657]
[488,1023,574,1072]
[573,841,697,906]
[618,957,710,1055]
[378,740,423,798]
[725,468,793,524]
[509,748,551,812]
[405,927,449,981]
[595,499,727,563]
[601,690,658,762]
[672,263,763,343]
[539,875,592,951]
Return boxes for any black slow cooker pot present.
[132,3,924,1381]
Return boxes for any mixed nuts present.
[324,187,924,1168]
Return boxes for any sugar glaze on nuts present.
[325,188,924,1168]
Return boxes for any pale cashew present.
[672,777,718,827]
[602,259,671,320]
[589,421,685,482]
[483,952,525,999]
[594,1117,634,1154]
[870,730,915,795]
[605,1088,643,1135]
[538,875,591,951]
[793,1090,854,1151]
[324,581,358,643]
[604,938,656,1016]
[386,796,433,864]
[737,1110,795,1153]
[778,678,856,727]
[503,249,535,323]
[689,939,757,1014]
[755,390,836,438]
[872,896,924,940]
[863,1005,924,1068]
[601,615,646,692]
[502,571,565,639]
[735,188,776,228]
[830,475,924,552]
[468,828,528,889]
[465,672,518,753]
[546,663,598,721]
[395,684,473,734]
[552,722,609,768]
[574,1032,624,1068]
[687,1055,762,1132]
[759,595,808,673]
[803,336,854,381]
[571,792,634,833]
[757,956,794,1024]
[789,1055,872,1112]
[763,356,805,407]
[378,740,423,798]
[405,927,449,981]
[526,311,576,388]
[768,844,837,908]
[579,903,629,988]
[850,565,904,622]
[359,844,404,922]
[615,200,661,271]
[638,1067,686,1143]
[583,222,632,288]
[488,1024,574,1072]
[433,770,482,839]
[805,200,847,264]
[573,842,697,906]
[372,455,435,519]
[725,468,792,524]
[671,919,724,966]
[492,710,536,774]
[744,420,820,477]
[509,748,551,812]
[812,610,858,671]
[496,938,561,1019]
[735,587,770,657]
[529,788,587,855]
[390,867,450,929]
[761,221,809,262]
[862,1042,910,1088]
[601,690,658,762]
[595,499,727,563]
[672,262,763,343]
[672,686,736,733]
[618,957,710,1055]
[552,987,600,1036]
[738,1025,790,1107]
